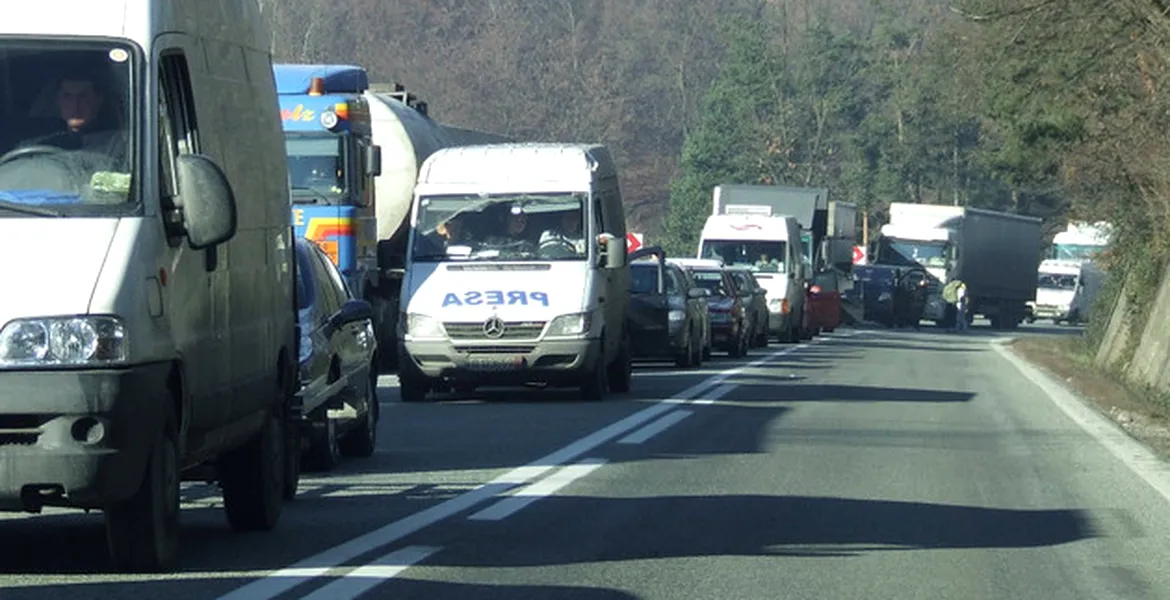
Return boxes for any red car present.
[804,270,842,334]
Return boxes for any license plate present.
[467,355,526,372]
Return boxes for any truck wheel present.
[307,414,341,471]
[221,405,285,533]
[340,372,378,459]
[607,337,632,394]
[105,406,180,573]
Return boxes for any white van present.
[0,0,296,571]
[398,143,632,402]
[698,213,806,342]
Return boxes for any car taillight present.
[809,285,822,295]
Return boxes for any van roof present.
[2,1,272,51]
[417,143,616,191]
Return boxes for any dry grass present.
[1010,336,1170,461]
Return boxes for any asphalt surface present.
[4,321,1170,599]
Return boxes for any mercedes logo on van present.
[483,316,506,339]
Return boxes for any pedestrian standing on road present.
[954,279,969,333]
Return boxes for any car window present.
[630,265,659,294]
[689,269,728,296]
[294,247,313,311]
[664,267,682,295]
[306,244,343,316]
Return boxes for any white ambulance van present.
[398,143,632,402]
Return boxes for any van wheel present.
[399,373,431,403]
[105,406,180,573]
[340,373,378,459]
[307,414,341,471]
[608,337,632,394]
[581,344,609,401]
[221,405,285,532]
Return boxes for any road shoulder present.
[1006,336,1170,462]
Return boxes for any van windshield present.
[0,40,138,217]
[700,240,787,273]
[411,192,588,262]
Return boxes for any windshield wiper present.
[290,186,333,205]
[0,199,65,217]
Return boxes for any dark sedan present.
[628,247,711,367]
[672,259,750,358]
[291,237,381,482]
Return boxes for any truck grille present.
[444,321,547,341]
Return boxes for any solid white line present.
[217,337,849,600]
[617,410,694,445]
[690,383,739,406]
[468,458,608,521]
[993,342,1170,505]
[297,545,440,600]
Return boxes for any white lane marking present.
[217,337,845,600]
[993,342,1170,505]
[468,458,609,521]
[617,410,694,445]
[298,545,440,600]
[690,383,739,405]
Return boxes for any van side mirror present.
[367,145,382,177]
[600,234,625,269]
[177,154,237,250]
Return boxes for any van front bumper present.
[0,363,170,512]
[401,337,603,386]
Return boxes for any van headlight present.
[406,313,445,339]
[0,316,127,367]
[547,312,591,336]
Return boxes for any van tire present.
[221,406,285,533]
[399,373,430,403]
[608,336,632,394]
[105,406,180,573]
[581,342,609,401]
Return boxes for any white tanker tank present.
[363,89,512,265]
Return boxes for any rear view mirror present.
[367,145,383,177]
[177,154,237,250]
[331,298,373,331]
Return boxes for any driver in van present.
[21,70,126,167]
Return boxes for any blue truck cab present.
[274,64,382,297]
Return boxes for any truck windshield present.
[1038,273,1077,290]
[700,240,787,273]
[1052,244,1102,261]
[411,192,588,262]
[887,240,948,268]
[0,40,139,217]
[285,134,347,202]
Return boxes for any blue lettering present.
[441,290,549,307]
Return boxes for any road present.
[4,322,1170,599]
